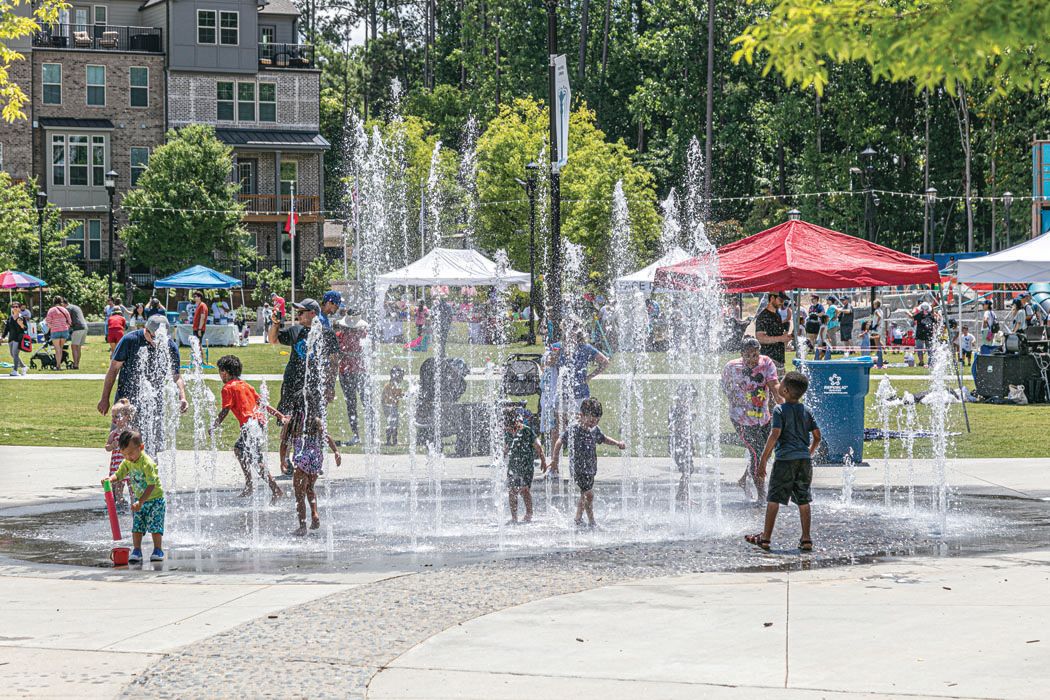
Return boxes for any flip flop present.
[799,539,814,552]
[745,533,771,551]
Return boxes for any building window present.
[91,135,106,186]
[280,160,297,195]
[66,221,85,259]
[69,135,89,185]
[130,147,149,186]
[42,63,61,105]
[93,5,107,25]
[216,81,234,121]
[219,11,239,45]
[260,26,275,44]
[87,220,102,260]
[259,83,276,122]
[237,161,255,194]
[237,82,255,121]
[51,135,65,186]
[86,65,105,106]
[129,67,148,107]
[197,10,216,44]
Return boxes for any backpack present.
[804,312,821,334]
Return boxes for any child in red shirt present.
[106,312,127,353]
[212,354,286,503]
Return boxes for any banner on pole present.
[553,54,570,171]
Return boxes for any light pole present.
[924,187,937,254]
[525,162,539,344]
[860,146,876,242]
[545,0,562,343]
[105,170,118,297]
[1003,191,1013,250]
[36,190,48,312]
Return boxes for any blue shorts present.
[50,330,71,340]
[132,497,166,534]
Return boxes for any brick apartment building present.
[0,0,328,286]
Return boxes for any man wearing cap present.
[1022,291,1046,327]
[754,292,793,370]
[336,317,369,445]
[98,315,188,453]
[320,290,342,329]
[911,301,937,367]
[269,298,338,473]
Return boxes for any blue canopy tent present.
[153,265,247,356]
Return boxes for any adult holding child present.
[268,298,339,476]
[98,315,188,455]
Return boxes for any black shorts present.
[573,471,595,492]
[766,458,813,505]
[234,426,264,461]
[507,468,533,490]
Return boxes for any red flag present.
[284,211,298,235]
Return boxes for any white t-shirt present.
[872,308,884,335]
[958,333,976,352]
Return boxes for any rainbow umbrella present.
[0,270,46,289]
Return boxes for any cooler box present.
[793,356,874,464]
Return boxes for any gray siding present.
[139,3,168,35]
[2,1,33,50]
[258,14,295,43]
[169,0,258,73]
[101,1,148,28]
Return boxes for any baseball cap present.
[144,315,169,334]
[322,290,342,306]
[292,298,321,314]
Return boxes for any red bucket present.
[110,546,130,566]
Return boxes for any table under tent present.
[153,265,246,347]
[957,232,1050,403]
[375,247,533,456]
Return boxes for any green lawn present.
[0,376,1042,460]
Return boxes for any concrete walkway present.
[0,446,1048,698]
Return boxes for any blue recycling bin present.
[793,356,874,464]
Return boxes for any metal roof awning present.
[215,128,330,151]
[37,118,114,130]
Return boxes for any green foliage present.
[475,98,660,274]
[733,0,1050,98]
[120,125,250,275]
[301,255,345,300]
[247,266,291,306]
[0,0,66,122]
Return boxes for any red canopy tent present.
[653,219,941,292]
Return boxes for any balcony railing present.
[238,193,320,215]
[258,43,315,69]
[34,24,163,52]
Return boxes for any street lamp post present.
[36,190,48,312]
[924,187,937,254]
[525,162,539,344]
[545,0,561,343]
[860,146,877,242]
[105,170,118,297]
[1003,191,1013,249]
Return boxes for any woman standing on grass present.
[3,302,28,376]
[45,296,72,370]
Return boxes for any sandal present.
[745,534,770,551]
[799,539,814,552]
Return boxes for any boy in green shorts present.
[102,429,166,563]
[746,371,821,552]
[503,408,546,523]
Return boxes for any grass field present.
[0,374,1041,460]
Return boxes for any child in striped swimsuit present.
[105,399,135,511]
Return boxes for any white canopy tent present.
[956,232,1050,283]
[614,246,692,293]
[376,247,531,291]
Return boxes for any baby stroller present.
[29,332,73,370]
[503,353,542,396]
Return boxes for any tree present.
[732,0,1050,98]
[301,255,345,300]
[120,125,250,275]
[475,98,660,275]
[0,0,66,121]
[0,174,109,311]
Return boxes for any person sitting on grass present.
[211,355,286,504]
[291,415,341,537]
[105,398,136,512]
[102,429,166,564]
[746,371,821,553]
[503,407,546,523]
[547,398,625,528]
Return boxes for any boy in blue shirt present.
[746,371,821,552]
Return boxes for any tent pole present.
[955,287,970,432]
